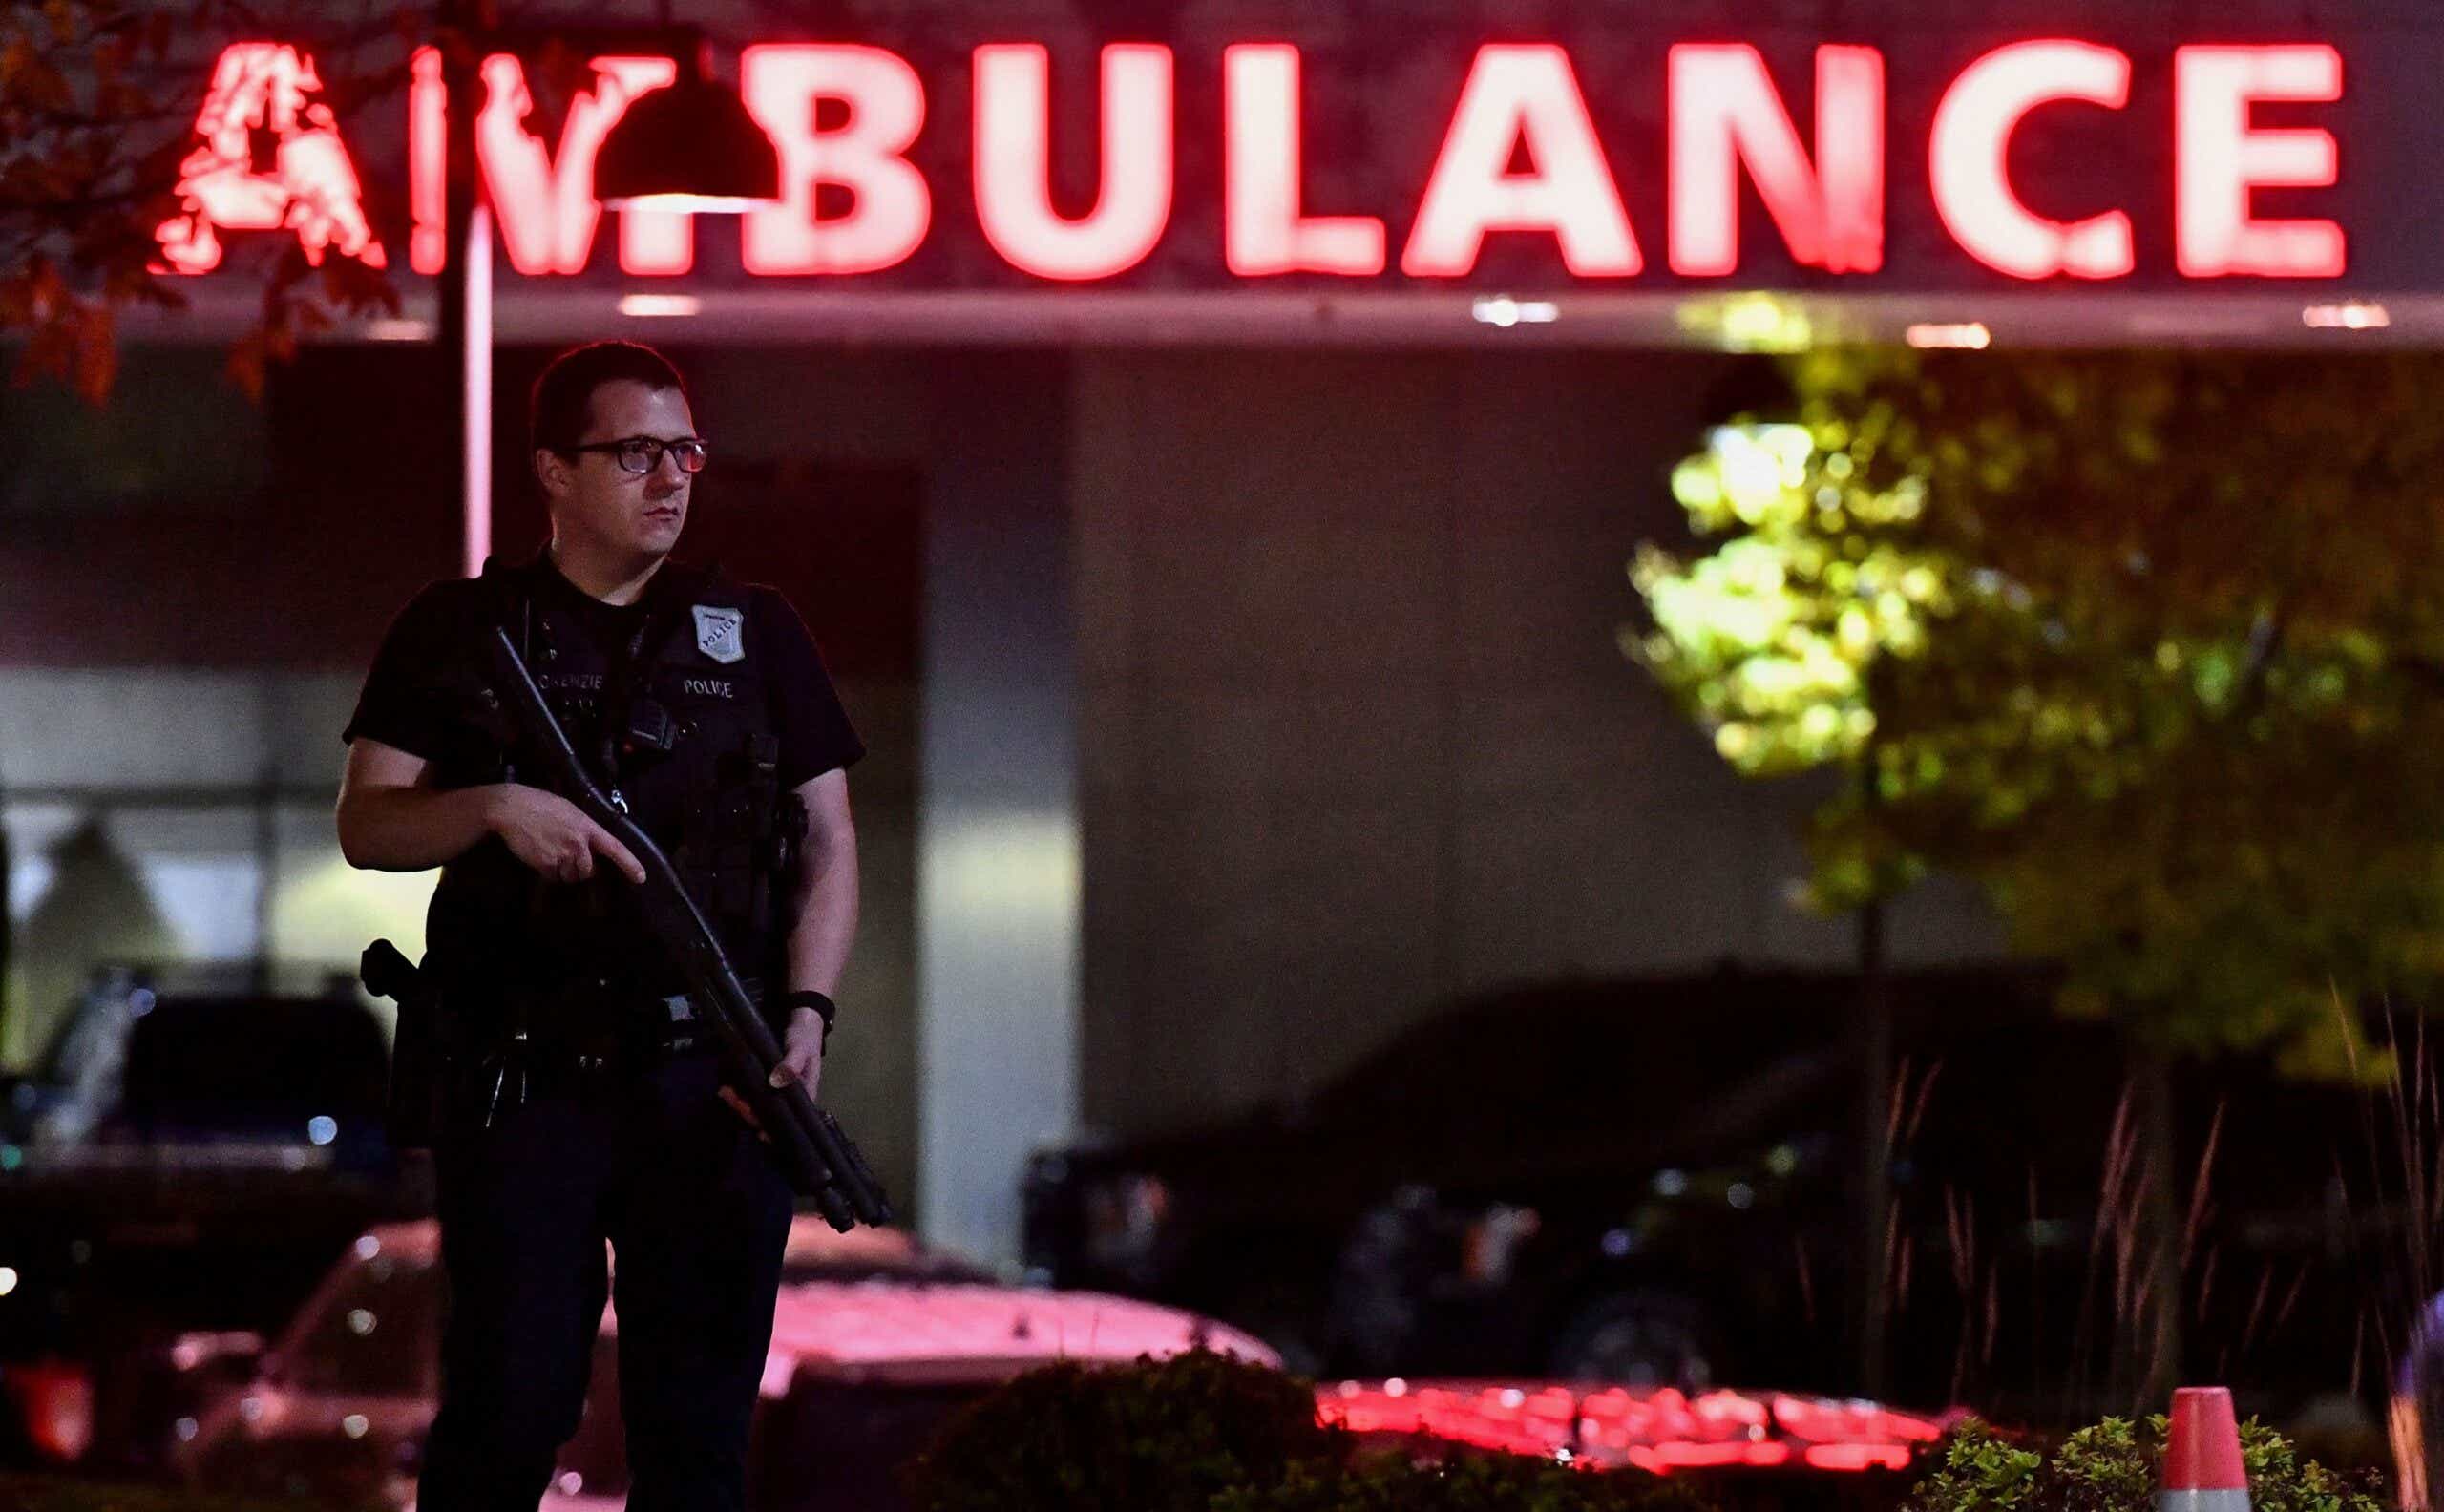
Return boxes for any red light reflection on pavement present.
[1315,1379,1949,1474]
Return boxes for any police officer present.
[334,340,864,1512]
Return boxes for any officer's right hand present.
[485,785,648,885]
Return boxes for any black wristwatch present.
[777,989,836,1045]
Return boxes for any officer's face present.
[537,379,697,559]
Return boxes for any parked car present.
[1022,961,2377,1418]
[0,964,422,1473]
[2,964,391,1162]
[159,1217,1275,1510]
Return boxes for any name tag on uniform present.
[692,604,745,664]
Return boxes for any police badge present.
[692,604,746,664]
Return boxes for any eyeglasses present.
[563,435,709,475]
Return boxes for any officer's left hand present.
[769,1008,826,1100]
[716,1009,824,1141]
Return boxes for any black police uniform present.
[341,548,863,1512]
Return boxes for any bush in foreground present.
[906,1348,1345,1512]
[906,1349,1724,1512]
[1215,1447,1722,1512]
[1906,1416,2384,1512]
[918,1348,2381,1512]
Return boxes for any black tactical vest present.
[422,553,803,1013]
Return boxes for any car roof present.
[327,1220,1256,1393]
[354,1217,995,1280]
[746,1285,1277,1389]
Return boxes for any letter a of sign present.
[1401,45,1640,279]
[155,43,387,275]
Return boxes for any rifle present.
[485,624,892,1231]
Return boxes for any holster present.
[378,956,457,1152]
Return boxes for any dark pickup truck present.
[0,964,427,1471]
[1022,962,2379,1419]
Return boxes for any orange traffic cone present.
[2161,1387,2251,1512]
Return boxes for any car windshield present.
[1292,965,2071,1174]
[272,1249,442,1397]
[780,1221,997,1285]
[123,995,389,1136]
[1306,975,1844,1146]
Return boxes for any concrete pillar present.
[915,354,1079,1270]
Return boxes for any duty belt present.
[618,976,769,1052]
[464,977,766,1128]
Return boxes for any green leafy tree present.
[1631,348,2444,1394]
[1634,348,2444,1073]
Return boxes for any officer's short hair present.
[531,341,689,456]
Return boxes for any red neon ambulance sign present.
[155,43,388,275]
[158,37,2349,284]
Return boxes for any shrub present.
[1215,1445,1721,1512]
[1905,1416,2385,1512]
[908,1347,1734,1512]
[904,1348,1344,1512]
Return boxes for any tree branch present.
[2228,607,2287,722]
[2396,655,2444,699]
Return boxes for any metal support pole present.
[435,1,495,579]
[462,203,493,578]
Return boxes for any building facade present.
[14,0,2430,1263]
